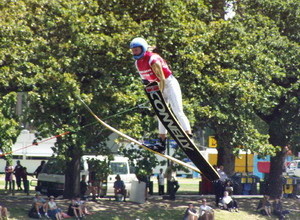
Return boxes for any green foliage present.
[0,93,20,161]
[87,156,113,181]
[121,144,162,176]
[238,0,300,42]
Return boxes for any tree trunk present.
[63,153,81,199]
[267,119,289,199]
[268,149,285,198]
[217,139,235,176]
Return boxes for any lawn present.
[0,176,299,219]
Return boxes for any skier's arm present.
[151,62,165,92]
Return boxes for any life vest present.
[135,51,172,82]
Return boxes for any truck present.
[286,160,300,177]
[36,155,137,197]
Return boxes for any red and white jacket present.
[135,51,172,82]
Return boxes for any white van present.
[286,160,300,177]
[36,155,137,197]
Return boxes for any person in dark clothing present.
[80,175,88,199]
[34,160,45,178]
[273,197,290,220]
[183,203,198,220]
[14,160,23,191]
[114,174,127,201]
[257,195,272,217]
[224,180,234,196]
[20,167,30,193]
[213,180,225,207]
[169,170,180,200]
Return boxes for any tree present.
[0,93,20,163]
[0,1,34,163]
[235,0,300,198]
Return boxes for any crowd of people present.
[210,165,290,219]
[183,199,214,220]
[2,160,293,219]
[257,195,290,219]
[4,160,45,193]
[29,192,90,219]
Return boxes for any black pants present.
[214,180,224,206]
[23,179,29,193]
[16,175,22,188]
[5,180,13,190]
[158,185,164,195]
[169,181,180,200]
[274,210,290,220]
[227,200,238,209]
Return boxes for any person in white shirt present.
[221,191,239,212]
[169,169,180,200]
[199,199,214,220]
[157,168,165,195]
[217,165,228,182]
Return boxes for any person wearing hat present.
[45,196,63,220]
[130,37,192,153]
[31,192,48,218]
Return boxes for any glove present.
[142,79,150,85]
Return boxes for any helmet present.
[130,37,149,60]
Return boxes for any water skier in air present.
[130,37,192,153]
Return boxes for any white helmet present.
[130,37,149,59]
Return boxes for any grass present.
[1,176,299,219]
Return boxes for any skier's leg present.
[164,76,192,135]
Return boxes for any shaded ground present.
[1,194,300,220]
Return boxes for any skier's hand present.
[142,79,150,85]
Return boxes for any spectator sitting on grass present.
[257,195,272,217]
[183,203,198,220]
[220,191,239,212]
[0,204,9,219]
[68,197,83,219]
[75,196,90,216]
[199,199,214,220]
[273,197,290,220]
[45,196,63,220]
[30,192,48,218]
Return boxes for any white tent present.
[12,129,55,157]
[0,129,55,173]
